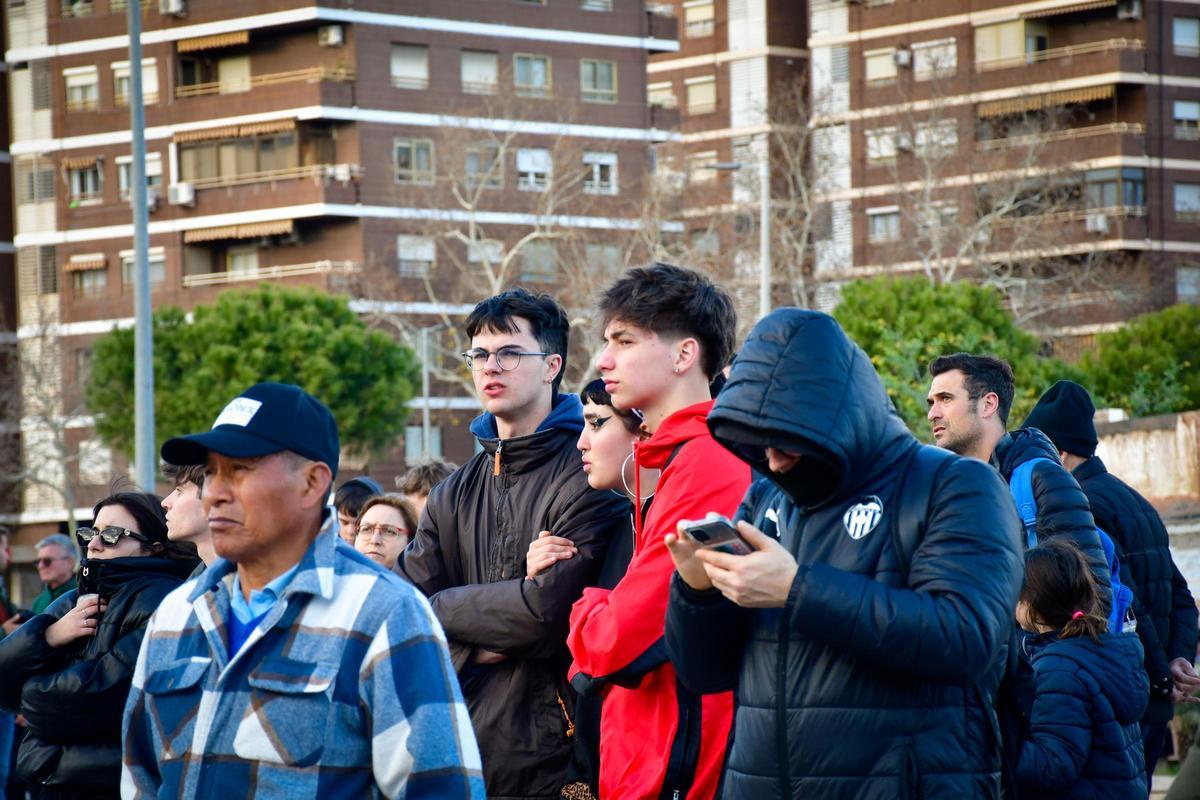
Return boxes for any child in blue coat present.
[1015,538,1149,800]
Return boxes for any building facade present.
[3,0,676,582]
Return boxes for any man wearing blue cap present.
[121,382,484,800]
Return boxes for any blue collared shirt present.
[229,563,300,625]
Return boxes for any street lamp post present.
[128,0,154,490]
[715,148,771,320]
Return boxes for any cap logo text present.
[212,397,263,429]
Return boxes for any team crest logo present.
[843,496,883,540]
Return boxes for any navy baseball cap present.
[161,382,339,477]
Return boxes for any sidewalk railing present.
[183,259,359,288]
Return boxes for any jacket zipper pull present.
[493,440,503,477]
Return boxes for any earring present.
[673,366,680,374]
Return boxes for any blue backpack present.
[1009,457,1135,633]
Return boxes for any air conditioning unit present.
[893,47,912,68]
[1085,213,1109,233]
[1117,0,1142,19]
[895,132,914,152]
[159,0,185,15]
[318,25,344,47]
[145,187,161,212]
[167,182,195,207]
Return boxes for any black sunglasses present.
[76,526,152,547]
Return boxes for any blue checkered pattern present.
[121,523,484,800]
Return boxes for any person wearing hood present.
[664,309,1024,798]
[1024,380,1199,787]
[0,490,198,799]
[1014,539,1148,800]
[565,264,749,800]
[400,289,629,800]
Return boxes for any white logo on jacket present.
[842,496,883,540]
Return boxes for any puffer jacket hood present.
[469,391,584,439]
[993,427,1062,480]
[708,308,914,508]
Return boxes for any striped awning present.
[237,119,295,137]
[977,84,1115,118]
[64,253,106,272]
[176,30,249,53]
[1024,0,1116,18]
[60,155,99,170]
[183,219,294,243]
[173,125,240,144]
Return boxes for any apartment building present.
[645,0,805,308]
[805,0,1200,344]
[3,0,676,558]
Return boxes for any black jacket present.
[0,556,195,793]
[665,309,1025,799]
[993,430,1112,617]
[1074,456,1198,723]
[400,394,629,800]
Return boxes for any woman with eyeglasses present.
[352,493,418,573]
[0,490,199,800]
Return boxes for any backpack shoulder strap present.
[1008,457,1054,549]
[891,444,956,580]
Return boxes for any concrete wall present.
[1096,410,1200,505]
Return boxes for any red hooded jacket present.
[567,400,750,800]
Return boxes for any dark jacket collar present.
[991,428,1063,480]
[469,393,584,475]
[1072,455,1108,482]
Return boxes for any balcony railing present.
[975,38,1143,72]
[188,163,360,191]
[175,66,354,98]
[976,122,1145,150]
[183,259,359,288]
[994,204,1146,227]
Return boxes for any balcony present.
[646,4,679,49]
[182,259,359,288]
[976,38,1143,71]
[650,102,681,130]
[175,66,354,99]
[188,163,360,192]
[975,122,1146,163]
[972,39,1144,93]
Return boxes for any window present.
[64,66,98,111]
[690,230,719,257]
[217,55,251,94]
[864,48,897,84]
[16,159,55,204]
[514,54,551,98]
[61,0,92,18]
[865,127,897,163]
[867,207,900,242]
[831,45,850,82]
[1177,182,1200,220]
[394,138,435,185]
[18,246,58,295]
[397,235,435,277]
[687,150,718,185]
[461,50,498,94]
[116,153,163,201]
[390,44,429,90]
[32,61,52,110]
[71,264,107,298]
[1179,266,1200,304]
[179,132,298,184]
[226,246,258,274]
[468,239,504,264]
[915,120,958,155]
[685,76,716,115]
[918,202,959,233]
[112,59,158,106]
[465,143,503,188]
[583,151,617,195]
[913,38,957,80]
[1175,100,1200,140]
[519,240,558,283]
[120,248,166,290]
[178,56,218,92]
[975,20,1046,66]
[68,162,103,203]
[517,147,551,191]
[585,242,622,272]
[684,1,715,38]
[1084,168,1145,208]
[648,81,676,108]
[581,0,612,9]
[1175,17,1200,57]
[405,426,443,461]
[581,59,617,103]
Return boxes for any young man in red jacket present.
[566,264,750,800]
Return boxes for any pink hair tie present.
[1071,611,1085,620]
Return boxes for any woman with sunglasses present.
[353,493,418,572]
[526,378,658,800]
[0,490,198,800]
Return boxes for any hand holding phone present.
[679,514,753,556]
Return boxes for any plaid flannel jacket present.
[121,523,484,800]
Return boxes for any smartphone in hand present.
[679,515,753,556]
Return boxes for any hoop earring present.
[621,452,654,502]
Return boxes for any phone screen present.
[681,517,753,556]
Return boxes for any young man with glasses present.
[402,288,629,799]
[31,534,78,614]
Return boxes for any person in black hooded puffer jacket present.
[664,309,1025,799]
[0,490,198,800]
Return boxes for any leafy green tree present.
[1081,303,1200,417]
[87,285,419,462]
[833,277,1077,437]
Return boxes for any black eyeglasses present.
[76,526,152,547]
[460,347,550,372]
